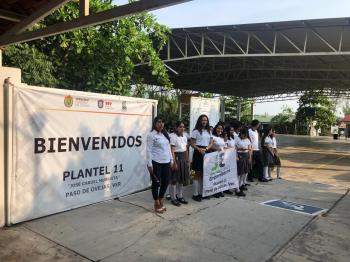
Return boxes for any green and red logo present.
[64,95,74,108]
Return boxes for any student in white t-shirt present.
[235,127,252,196]
[169,121,190,206]
[212,122,227,198]
[248,120,266,182]
[146,116,173,213]
[261,127,275,181]
[223,126,236,195]
[190,114,213,202]
[271,130,282,179]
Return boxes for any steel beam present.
[0,0,192,46]
[0,9,27,23]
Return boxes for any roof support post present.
[187,33,200,55]
[279,32,303,53]
[201,33,205,55]
[311,29,337,52]
[223,33,226,54]
[273,32,277,54]
[80,0,90,17]
[3,0,71,36]
[167,37,171,60]
[339,29,343,52]
[246,34,250,54]
[303,32,308,53]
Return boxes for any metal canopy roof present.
[0,0,191,47]
[141,17,350,100]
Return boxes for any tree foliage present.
[3,0,170,95]
[296,91,336,134]
[271,106,295,124]
[224,96,252,124]
[342,102,350,116]
[271,106,295,134]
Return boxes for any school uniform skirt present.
[273,154,281,166]
[237,152,251,175]
[262,147,275,167]
[192,146,206,172]
[172,151,190,185]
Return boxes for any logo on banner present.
[105,101,113,107]
[122,101,127,111]
[97,99,104,108]
[75,97,89,107]
[64,95,74,108]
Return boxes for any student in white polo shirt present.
[248,120,267,182]
[211,121,227,198]
[261,127,275,181]
[169,121,190,206]
[190,114,213,202]
[146,116,173,213]
[271,130,282,179]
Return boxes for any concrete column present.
[0,66,21,227]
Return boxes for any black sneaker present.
[259,178,269,182]
[224,190,234,195]
[171,199,181,206]
[240,185,248,191]
[213,193,221,198]
[178,197,188,204]
[219,192,225,197]
[235,191,246,197]
[245,183,251,186]
[202,196,211,200]
[192,195,202,202]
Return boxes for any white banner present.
[203,148,238,197]
[189,97,220,161]
[11,85,156,223]
[189,97,220,133]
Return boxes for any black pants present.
[151,161,171,200]
[248,151,264,180]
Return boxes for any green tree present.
[271,106,295,124]
[271,106,295,134]
[296,91,336,135]
[224,96,252,124]
[4,43,57,87]
[3,0,170,95]
[342,102,350,116]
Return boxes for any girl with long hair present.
[235,127,252,196]
[223,125,236,195]
[212,121,227,198]
[271,129,282,179]
[261,127,275,181]
[146,116,173,213]
[190,114,213,202]
[169,121,190,206]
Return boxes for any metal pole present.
[220,96,225,121]
[251,102,254,121]
[237,100,241,120]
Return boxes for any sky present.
[113,0,350,115]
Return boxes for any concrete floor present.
[1,135,349,262]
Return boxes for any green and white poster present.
[203,148,239,197]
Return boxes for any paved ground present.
[0,135,349,262]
